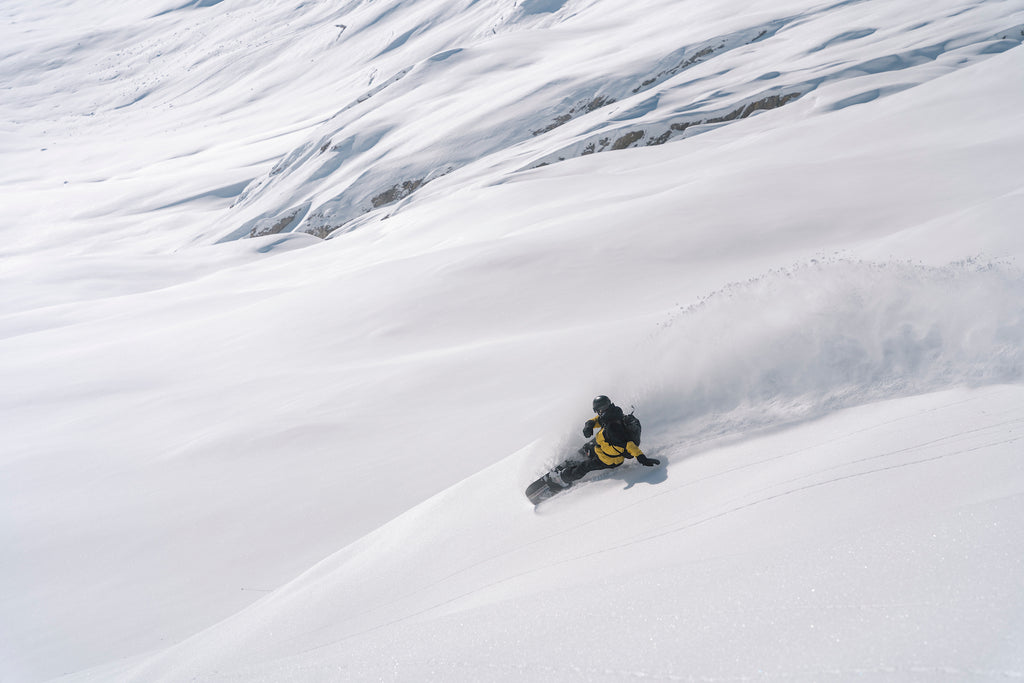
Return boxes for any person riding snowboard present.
[548,395,660,489]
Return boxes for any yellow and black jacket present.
[587,411,645,466]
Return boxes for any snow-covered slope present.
[1,0,1023,681]
[85,386,1024,682]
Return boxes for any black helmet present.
[592,395,612,414]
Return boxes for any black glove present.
[583,419,596,438]
[636,454,660,467]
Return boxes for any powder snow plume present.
[629,259,1024,442]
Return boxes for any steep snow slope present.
[82,386,1024,682]
[217,0,1024,241]
[3,0,1023,254]
[1,0,1024,681]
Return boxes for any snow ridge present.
[216,0,1024,242]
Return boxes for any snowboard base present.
[525,472,569,506]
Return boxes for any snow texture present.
[1,0,1023,681]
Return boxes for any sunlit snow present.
[1,0,1023,681]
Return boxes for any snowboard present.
[525,471,569,506]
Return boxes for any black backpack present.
[623,411,642,445]
[601,406,642,446]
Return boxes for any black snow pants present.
[559,441,619,485]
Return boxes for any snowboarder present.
[550,395,660,488]
[526,396,660,503]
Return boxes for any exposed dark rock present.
[611,130,645,150]
[634,46,716,94]
[531,95,617,135]
[740,91,802,117]
[647,130,672,146]
[305,223,334,239]
[249,205,306,238]
[536,90,803,167]
[585,95,615,112]
[706,107,743,124]
[533,114,572,136]
[371,178,425,208]
[707,92,802,123]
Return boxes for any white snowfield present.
[1,0,1023,681]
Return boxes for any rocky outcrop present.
[531,95,617,136]
[371,178,426,208]
[246,202,311,239]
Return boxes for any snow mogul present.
[526,395,660,505]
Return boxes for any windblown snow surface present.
[2,0,1024,680]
